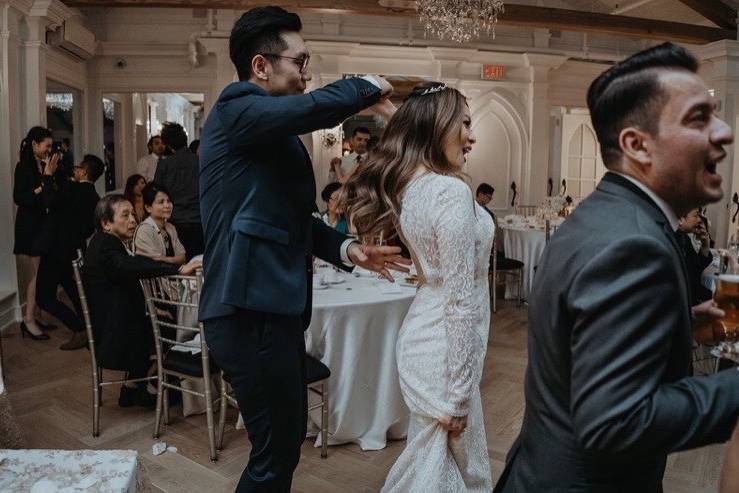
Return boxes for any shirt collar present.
[613,172,680,232]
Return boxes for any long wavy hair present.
[341,82,468,240]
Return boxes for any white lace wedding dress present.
[382,172,494,493]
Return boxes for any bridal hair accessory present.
[419,84,447,96]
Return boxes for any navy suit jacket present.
[198,79,381,321]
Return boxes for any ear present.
[251,54,271,81]
[619,126,652,168]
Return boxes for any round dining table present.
[500,224,547,299]
[305,266,416,451]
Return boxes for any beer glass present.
[714,274,739,341]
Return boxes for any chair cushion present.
[305,354,330,384]
[163,350,219,378]
[497,257,524,270]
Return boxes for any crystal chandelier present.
[416,0,504,43]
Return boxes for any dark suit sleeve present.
[568,235,739,460]
[311,216,351,271]
[218,78,381,150]
[153,159,166,188]
[13,162,42,208]
[100,236,179,282]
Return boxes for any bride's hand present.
[438,415,468,439]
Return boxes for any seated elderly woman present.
[133,182,186,264]
[83,194,200,408]
[321,182,349,234]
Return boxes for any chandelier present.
[416,0,504,43]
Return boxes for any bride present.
[343,81,493,492]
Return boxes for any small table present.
[0,449,146,492]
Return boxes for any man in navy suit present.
[199,7,408,492]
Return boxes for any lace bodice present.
[399,172,494,415]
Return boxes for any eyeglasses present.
[261,53,310,74]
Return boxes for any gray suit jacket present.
[494,172,739,493]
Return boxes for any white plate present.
[313,283,328,290]
[327,277,346,285]
[400,282,418,288]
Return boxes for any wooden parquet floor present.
[1,303,726,492]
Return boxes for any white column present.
[524,53,567,206]
[200,37,235,115]
[0,2,24,324]
[20,14,48,129]
[697,40,739,246]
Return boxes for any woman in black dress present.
[13,126,58,340]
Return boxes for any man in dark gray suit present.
[495,42,739,492]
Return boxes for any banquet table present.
[305,266,416,450]
[0,449,148,492]
[500,224,547,299]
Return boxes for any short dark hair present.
[476,183,494,196]
[352,127,371,138]
[587,42,698,168]
[94,194,129,232]
[230,6,302,81]
[160,122,188,151]
[321,182,342,203]
[62,137,71,147]
[79,154,105,182]
[147,135,161,153]
[142,181,171,208]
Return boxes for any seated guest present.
[320,182,349,234]
[83,194,200,407]
[133,182,186,265]
[123,174,147,223]
[188,139,200,157]
[677,208,713,304]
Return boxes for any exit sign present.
[482,64,505,80]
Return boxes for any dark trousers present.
[204,310,307,493]
[36,254,84,332]
[172,222,204,260]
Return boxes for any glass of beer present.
[714,272,739,342]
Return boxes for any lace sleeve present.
[434,178,481,417]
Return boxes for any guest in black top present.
[82,194,201,407]
[154,122,203,258]
[35,155,104,351]
[677,208,714,305]
[13,126,58,340]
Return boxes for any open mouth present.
[705,160,718,175]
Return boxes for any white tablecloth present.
[305,268,415,450]
[0,449,144,492]
[501,226,547,299]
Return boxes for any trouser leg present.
[35,255,84,332]
[205,310,306,493]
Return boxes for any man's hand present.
[438,415,468,439]
[369,98,397,122]
[347,242,411,282]
[692,299,726,344]
[329,157,342,171]
[372,75,393,97]
[179,259,203,275]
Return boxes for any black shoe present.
[118,386,136,408]
[36,320,58,331]
[133,386,157,409]
[59,331,88,351]
[20,322,50,341]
